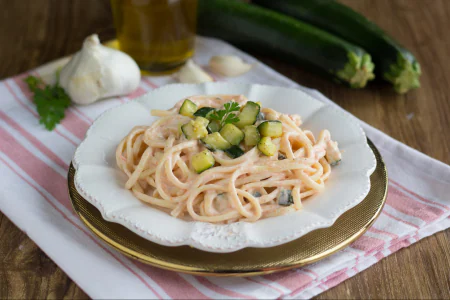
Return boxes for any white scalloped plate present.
[73,83,376,253]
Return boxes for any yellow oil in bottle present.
[111,0,197,74]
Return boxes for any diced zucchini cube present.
[257,136,276,156]
[235,101,260,128]
[224,145,245,158]
[219,123,244,146]
[179,99,197,118]
[243,125,260,146]
[278,189,293,206]
[207,120,221,133]
[258,120,282,138]
[191,150,215,173]
[181,117,209,140]
[193,107,215,118]
[201,132,231,151]
[195,116,210,127]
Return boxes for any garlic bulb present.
[209,55,252,77]
[175,59,213,83]
[59,34,141,105]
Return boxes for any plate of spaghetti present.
[73,83,376,253]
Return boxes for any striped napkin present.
[1,37,449,299]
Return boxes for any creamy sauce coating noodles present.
[116,95,342,223]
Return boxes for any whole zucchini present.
[253,0,421,94]
[197,0,375,88]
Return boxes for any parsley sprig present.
[24,75,71,131]
[209,101,240,127]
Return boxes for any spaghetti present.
[116,95,342,223]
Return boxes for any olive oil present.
[111,0,197,73]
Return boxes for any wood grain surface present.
[0,0,449,299]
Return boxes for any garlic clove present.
[209,55,252,77]
[59,34,141,105]
[175,59,213,83]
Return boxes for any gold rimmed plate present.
[69,139,387,277]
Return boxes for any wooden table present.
[0,0,449,298]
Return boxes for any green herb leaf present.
[210,101,240,127]
[25,75,71,131]
[25,76,44,92]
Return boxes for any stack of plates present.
[69,83,388,276]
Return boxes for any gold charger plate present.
[69,140,387,277]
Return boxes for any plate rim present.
[69,139,387,277]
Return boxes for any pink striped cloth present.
[1,37,449,299]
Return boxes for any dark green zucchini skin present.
[253,0,421,93]
[224,145,245,159]
[197,0,374,88]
